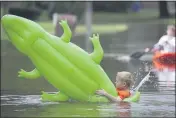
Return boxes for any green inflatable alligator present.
[1,14,140,102]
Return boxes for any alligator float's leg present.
[90,34,104,64]
[60,20,72,43]
[18,68,41,79]
[41,91,69,102]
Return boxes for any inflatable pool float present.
[153,52,175,71]
[1,14,140,102]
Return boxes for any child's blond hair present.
[116,71,134,88]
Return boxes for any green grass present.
[38,22,54,33]
[38,22,128,34]
[1,9,175,40]
[168,18,175,24]
[1,23,128,40]
[91,9,159,24]
[33,9,176,34]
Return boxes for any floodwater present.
[1,23,175,117]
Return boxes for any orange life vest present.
[116,88,131,100]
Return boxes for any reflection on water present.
[1,23,175,117]
[156,70,175,92]
[1,92,175,117]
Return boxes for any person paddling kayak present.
[129,25,175,60]
[145,25,175,53]
[147,25,175,72]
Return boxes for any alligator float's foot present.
[60,20,72,43]
[18,68,41,79]
[41,91,69,102]
[123,91,140,102]
[90,34,104,64]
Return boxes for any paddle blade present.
[130,51,145,59]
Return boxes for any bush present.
[8,8,41,20]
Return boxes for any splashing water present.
[133,71,151,91]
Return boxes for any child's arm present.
[96,89,122,102]
[103,92,122,102]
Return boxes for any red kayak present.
[153,52,176,71]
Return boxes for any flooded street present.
[1,23,175,117]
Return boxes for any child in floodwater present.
[96,71,134,102]
[145,25,175,53]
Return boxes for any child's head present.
[166,25,175,36]
[115,71,134,89]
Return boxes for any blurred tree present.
[1,1,10,16]
[35,2,49,10]
[92,2,132,12]
[2,1,42,20]
[47,2,85,20]
[159,1,170,18]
